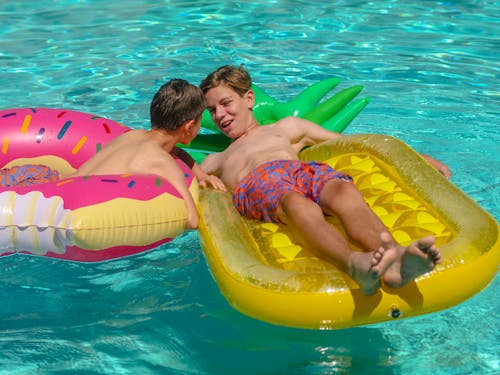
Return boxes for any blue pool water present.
[1,1,498,374]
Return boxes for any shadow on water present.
[185,255,396,375]
[0,232,396,375]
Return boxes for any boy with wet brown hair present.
[200,65,441,294]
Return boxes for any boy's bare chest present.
[233,130,289,153]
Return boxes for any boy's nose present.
[214,106,224,121]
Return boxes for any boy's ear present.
[245,89,255,109]
[182,119,196,136]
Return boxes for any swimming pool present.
[0,1,498,374]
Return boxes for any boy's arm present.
[200,152,221,176]
[279,117,342,148]
[421,154,452,178]
[151,154,200,229]
[282,118,453,179]
[172,147,226,190]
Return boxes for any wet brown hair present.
[199,64,252,97]
[150,78,207,131]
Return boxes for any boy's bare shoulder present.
[122,129,148,138]
[269,117,309,133]
[268,117,309,137]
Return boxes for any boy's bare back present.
[72,129,175,179]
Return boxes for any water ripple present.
[0,1,498,374]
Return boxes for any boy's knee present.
[324,179,358,197]
[320,180,364,211]
[280,191,321,214]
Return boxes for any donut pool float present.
[0,108,198,262]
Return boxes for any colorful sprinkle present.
[127,180,136,188]
[96,143,102,152]
[101,179,118,183]
[1,112,16,118]
[21,115,32,133]
[72,136,87,155]
[56,179,75,187]
[36,128,45,143]
[102,123,111,133]
[57,121,72,140]
[2,137,8,154]
[57,111,67,118]
[155,177,162,187]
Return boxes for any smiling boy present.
[199,65,441,295]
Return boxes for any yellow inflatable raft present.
[198,134,500,329]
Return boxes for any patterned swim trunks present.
[232,160,353,223]
[0,164,60,187]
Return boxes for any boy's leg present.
[318,179,392,251]
[277,191,397,295]
[319,180,441,287]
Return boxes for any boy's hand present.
[421,154,452,179]
[198,174,227,192]
[192,163,227,191]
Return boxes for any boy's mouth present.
[220,119,232,130]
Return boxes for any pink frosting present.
[0,108,194,206]
[1,108,129,168]
[0,108,195,261]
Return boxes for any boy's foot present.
[383,233,441,288]
[349,239,399,295]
